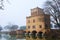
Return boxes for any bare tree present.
[0,25,2,31]
[20,26,26,30]
[4,24,18,31]
[0,0,9,10]
[44,0,60,28]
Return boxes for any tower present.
[26,7,50,34]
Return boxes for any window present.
[32,25,35,29]
[28,20,30,23]
[39,25,42,28]
[45,24,49,29]
[33,19,35,23]
[28,26,30,29]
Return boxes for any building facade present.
[26,7,50,34]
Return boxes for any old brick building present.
[26,7,50,35]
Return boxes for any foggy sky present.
[0,0,46,27]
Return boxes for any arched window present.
[28,26,30,29]
[33,19,35,23]
[28,20,30,23]
[39,25,42,28]
[32,25,35,29]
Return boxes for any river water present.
[0,34,60,40]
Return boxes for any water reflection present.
[0,34,59,40]
[16,35,25,40]
[26,35,46,40]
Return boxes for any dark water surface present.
[0,34,60,40]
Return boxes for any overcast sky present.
[0,0,46,27]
